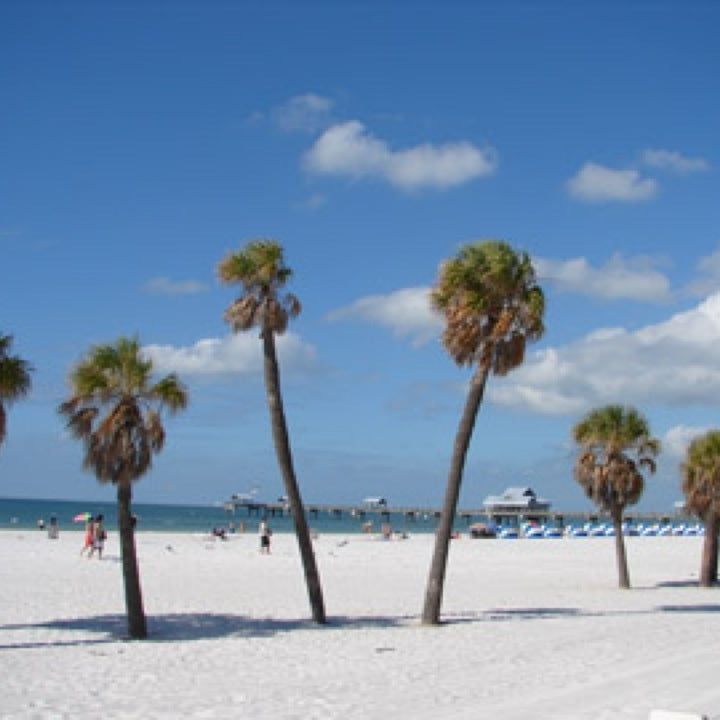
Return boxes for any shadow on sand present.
[2,596,719,649]
[439,600,720,626]
[0,611,415,649]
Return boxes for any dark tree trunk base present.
[700,512,719,588]
[421,365,489,625]
[263,330,326,624]
[117,482,147,639]
[611,507,631,590]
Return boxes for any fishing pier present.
[223,499,677,527]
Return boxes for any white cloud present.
[489,291,720,415]
[534,254,672,302]
[327,287,443,345]
[145,277,208,296]
[273,93,334,133]
[641,149,709,174]
[662,425,711,459]
[143,333,317,376]
[687,246,720,297]
[304,121,497,190]
[566,162,658,202]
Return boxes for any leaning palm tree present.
[682,430,720,587]
[422,240,545,625]
[59,337,188,639]
[0,333,33,451]
[573,405,659,589]
[218,240,326,624]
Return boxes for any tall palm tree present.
[0,333,33,451]
[422,240,545,625]
[218,240,326,624]
[59,337,188,639]
[573,405,659,589]
[682,430,720,587]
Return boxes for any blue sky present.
[2,1,719,512]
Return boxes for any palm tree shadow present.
[0,612,414,649]
[653,579,703,589]
[442,607,583,625]
[441,601,720,625]
[659,604,720,613]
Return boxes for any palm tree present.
[218,239,326,624]
[0,333,33,451]
[573,405,659,589]
[422,240,545,625]
[682,430,720,587]
[59,337,188,639]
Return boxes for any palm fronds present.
[431,240,544,370]
[0,333,33,448]
[59,336,188,485]
[573,404,659,512]
[218,240,301,335]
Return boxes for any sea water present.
[0,496,445,535]
[0,497,686,536]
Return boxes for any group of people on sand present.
[81,514,106,559]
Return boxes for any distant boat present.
[223,488,264,512]
[362,497,388,509]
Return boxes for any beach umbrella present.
[73,512,91,523]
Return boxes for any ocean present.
[0,497,686,536]
[0,496,445,535]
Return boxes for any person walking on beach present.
[89,514,106,559]
[259,518,271,554]
[81,516,95,556]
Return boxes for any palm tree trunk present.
[611,506,630,589]
[262,330,326,624]
[117,481,147,638]
[0,403,6,448]
[422,363,490,625]
[700,511,719,587]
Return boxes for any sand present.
[0,529,718,720]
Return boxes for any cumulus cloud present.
[662,425,711,459]
[489,292,720,415]
[327,287,443,345]
[273,93,334,133]
[566,162,658,202]
[304,121,497,190]
[145,277,208,296]
[534,254,672,302]
[686,247,720,297]
[641,149,710,174]
[143,332,317,376]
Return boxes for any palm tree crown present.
[59,337,187,483]
[218,240,301,334]
[431,240,545,370]
[682,430,720,519]
[0,333,33,447]
[573,405,660,511]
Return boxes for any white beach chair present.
[649,710,707,720]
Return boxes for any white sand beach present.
[1,529,718,720]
